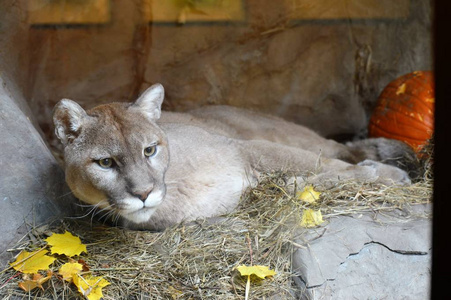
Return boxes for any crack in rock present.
[339,241,429,268]
[302,240,429,290]
[299,276,336,289]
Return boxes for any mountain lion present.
[53,84,416,230]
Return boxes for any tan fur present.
[53,84,413,230]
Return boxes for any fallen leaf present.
[78,259,90,272]
[18,271,53,292]
[236,265,276,279]
[59,262,83,282]
[296,185,321,203]
[300,209,324,227]
[236,265,276,300]
[73,274,110,300]
[10,249,56,274]
[18,279,39,292]
[45,231,87,257]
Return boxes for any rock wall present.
[0,0,74,267]
[23,0,432,147]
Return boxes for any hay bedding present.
[0,169,431,299]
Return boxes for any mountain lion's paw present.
[357,159,411,185]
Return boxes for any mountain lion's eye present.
[97,158,114,168]
[144,146,157,157]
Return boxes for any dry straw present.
[0,162,432,299]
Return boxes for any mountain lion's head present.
[53,84,169,224]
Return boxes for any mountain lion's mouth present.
[112,188,165,219]
[143,189,165,208]
[120,206,158,223]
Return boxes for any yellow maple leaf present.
[236,265,276,279]
[296,185,321,203]
[59,262,83,282]
[236,265,276,300]
[73,274,110,300]
[300,209,324,228]
[45,231,87,257]
[9,249,56,274]
[18,270,53,292]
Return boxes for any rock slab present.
[0,74,74,268]
[292,205,431,299]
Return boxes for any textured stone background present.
[20,0,432,147]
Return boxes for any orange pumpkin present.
[368,71,434,153]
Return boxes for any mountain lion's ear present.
[134,83,164,120]
[53,99,88,146]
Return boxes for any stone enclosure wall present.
[22,0,432,146]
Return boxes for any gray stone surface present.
[292,204,431,299]
[0,0,75,268]
[0,73,76,268]
[318,242,430,299]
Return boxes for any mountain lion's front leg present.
[239,140,411,186]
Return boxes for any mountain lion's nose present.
[132,189,152,202]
